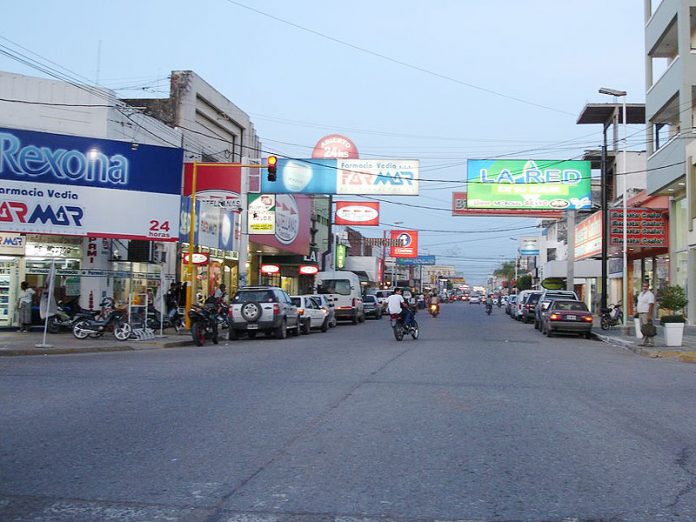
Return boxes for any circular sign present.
[275,195,300,245]
[182,252,209,265]
[299,265,319,275]
[311,134,359,159]
[397,232,413,247]
[261,264,280,274]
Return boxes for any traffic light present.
[267,155,278,182]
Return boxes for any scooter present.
[188,301,220,346]
[72,298,132,341]
[600,303,622,330]
[47,298,99,333]
[146,307,184,333]
[429,303,439,317]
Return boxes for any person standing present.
[17,281,35,333]
[637,281,656,347]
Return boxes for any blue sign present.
[0,127,183,195]
[396,255,436,266]
[261,158,337,194]
[179,197,236,251]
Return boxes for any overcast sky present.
[0,1,646,284]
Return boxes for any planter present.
[634,318,643,340]
[663,322,685,347]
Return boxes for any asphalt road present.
[1,302,695,522]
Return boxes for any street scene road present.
[2,302,695,522]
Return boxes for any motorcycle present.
[72,298,132,341]
[600,303,622,330]
[146,307,184,333]
[485,303,493,315]
[390,305,419,341]
[188,300,220,346]
[429,303,439,317]
[47,298,99,333]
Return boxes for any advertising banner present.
[466,160,592,210]
[250,194,311,256]
[334,201,380,226]
[389,230,418,258]
[0,127,183,240]
[183,163,241,197]
[575,211,602,260]
[260,158,420,195]
[452,192,563,218]
[609,208,668,248]
[178,197,236,251]
[396,255,436,266]
[248,194,276,234]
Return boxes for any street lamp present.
[599,87,628,324]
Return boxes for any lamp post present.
[599,88,628,324]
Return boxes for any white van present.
[315,271,365,324]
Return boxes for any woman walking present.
[17,281,35,333]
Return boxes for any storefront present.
[0,126,183,326]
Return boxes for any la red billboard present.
[335,201,380,226]
[390,230,418,258]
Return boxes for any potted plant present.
[660,285,688,347]
[633,312,643,340]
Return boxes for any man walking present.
[637,281,656,347]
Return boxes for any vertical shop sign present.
[336,244,347,269]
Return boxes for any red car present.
[541,300,593,339]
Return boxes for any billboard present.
[334,201,379,226]
[451,192,563,218]
[518,237,541,256]
[178,198,236,251]
[575,211,602,260]
[396,255,436,266]
[260,158,419,195]
[466,159,592,210]
[609,208,668,248]
[312,134,359,159]
[0,127,183,240]
[250,194,312,256]
[247,194,276,234]
[389,230,418,258]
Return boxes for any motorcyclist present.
[485,294,494,313]
[428,293,440,314]
[386,287,415,330]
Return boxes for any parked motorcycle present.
[146,307,183,333]
[188,301,220,346]
[72,298,132,341]
[429,303,439,317]
[600,303,622,330]
[47,298,99,333]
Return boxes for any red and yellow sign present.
[389,230,418,258]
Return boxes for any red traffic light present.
[267,155,278,181]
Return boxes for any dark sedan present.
[362,295,383,319]
[541,300,593,339]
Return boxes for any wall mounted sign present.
[261,264,280,274]
[334,201,380,226]
[248,194,276,234]
[182,252,209,265]
[609,208,667,248]
[466,160,592,210]
[299,265,319,275]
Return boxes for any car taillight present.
[273,303,280,315]
[550,313,560,320]
[583,316,593,322]
[298,308,305,315]
[227,306,233,318]
[352,298,358,307]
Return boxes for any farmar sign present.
[466,159,592,210]
[260,159,419,195]
[0,127,183,240]
[334,201,379,226]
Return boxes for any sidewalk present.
[0,327,194,356]
[593,319,696,363]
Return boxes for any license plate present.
[566,315,577,321]
[247,323,259,329]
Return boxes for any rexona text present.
[0,132,128,185]
[478,168,582,184]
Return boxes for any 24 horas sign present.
[466,159,592,210]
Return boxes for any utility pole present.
[566,210,576,293]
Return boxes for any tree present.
[517,274,532,291]
[493,261,515,282]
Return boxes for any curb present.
[0,339,194,357]
[594,333,696,363]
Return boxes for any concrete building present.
[645,0,696,321]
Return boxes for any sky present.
[0,1,646,284]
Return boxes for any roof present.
[577,103,646,125]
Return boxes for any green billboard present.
[466,159,592,210]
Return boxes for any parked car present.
[362,295,383,319]
[291,295,329,333]
[505,295,517,315]
[534,290,580,330]
[521,291,543,323]
[469,294,481,304]
[541,299,593,338]
[315,271,365,324]
[308,294,337,328]
[373,289,393,310]
[228,286,300,340]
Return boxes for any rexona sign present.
[260,158,419,196]
[466,159,592,210]
[334,201,379,226]
[0,127,183,240]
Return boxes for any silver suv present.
[228,286,300,340]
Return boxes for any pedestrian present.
[213,283,227,303]
[166,283,179,320]
[637,281,656,347]
[17,281,35,333]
